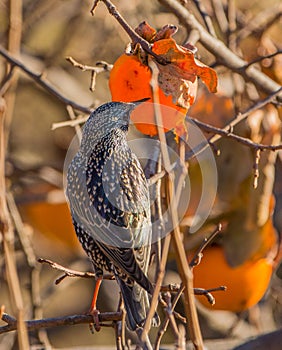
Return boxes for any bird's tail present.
[117,277,160,331]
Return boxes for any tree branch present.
[66,56,113,92]
[188,116,282,152]
[0,312,121,334]
[0,282,226,336]
[158,0,282,99]
[91,0,168,65]
[37,257,225,304]
[0,46,92,114]
[186,87,282,160]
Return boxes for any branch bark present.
[0,46,92,114]
[0,98,29,349]
[0,312,121,334]
[159,0,282,99]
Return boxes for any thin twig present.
[186,87,282,160]
[66,56,113,73]
[188,116,282,152]
[193,0,216,37]
[189,224,222,269]
[193,286,227,305]
[91,0,168,65]
[66,105,83,142]
[0,98,29,349]
[158,0,282,99]
[163,293,180,344]
[66,56,113,92]
[51,115,89,130]
[114,295,126,350]
[0,66,15,96]
[149,59,204,349]
[243,50,282,69]
[155,287,184,350]
[4,0,23,151]
[6,192,37,267]
[236,4,282,42]
[227,0,237,52]
[0,46,92,114]
[156,281,188,349]
[141,234,171,343]
[39,257,224,304]
[37,258,114,284]
[253,148,261,189]
[174,139,188,208]
[0,312,121,334]
[210,0,229,36]
[7,192,51,347]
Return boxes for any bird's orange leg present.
[88,277,102,332]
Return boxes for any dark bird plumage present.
[66,99,158,330]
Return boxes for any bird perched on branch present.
[66,98,159,331]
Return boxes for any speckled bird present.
[66,98,159,331]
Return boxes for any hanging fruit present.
[192,244,273,311]
[109,22,217,136]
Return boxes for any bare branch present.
[0,312,121,334]
[253,149,261,189]
[38,257,223,305]
[236,4,282,42]
[188,116,282,152]
[210,0,229,35]
[0,97,29,349]
[66,105,83,142]
[189,224,222,269]
[158,0,282,99]
[192,0,216,37]
[91,0,168,65]
[37,258,114,284]
[51,115,89,130]
[148,59,204,349]
[0,46,92,114]
[244,50,282,69]
[186,87,282,160]
[194,286,227,305]
[66,56,113,92]
[0,281,227,336]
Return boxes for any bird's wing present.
[66,143,151,249]
[66,146,153,289]
[96,241,153,292]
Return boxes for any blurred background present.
[0,0,281,349]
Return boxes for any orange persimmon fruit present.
[109,22,217,137]
[109,53,189,136]
[20,201,81,253]
[193,245,273,312]
[18,184,81,255]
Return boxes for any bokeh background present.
[0,0,282,349]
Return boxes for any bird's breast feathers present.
[66,130,151,249]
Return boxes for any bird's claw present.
[89,309,101,332]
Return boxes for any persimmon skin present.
[193,245,273,312]
[20,201,80,250]
[18,183,82,255]
[109,54,188,136]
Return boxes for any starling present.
[66,98,159,331]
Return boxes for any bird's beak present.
[131,97,151,107]
[124,98,150,122]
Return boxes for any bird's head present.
[89,98,149,131]
[80,98,149,152]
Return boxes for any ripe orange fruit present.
[109,53,188,136]
[193,245,273,312]
[18,184,81,255]
[109,22,217,136]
